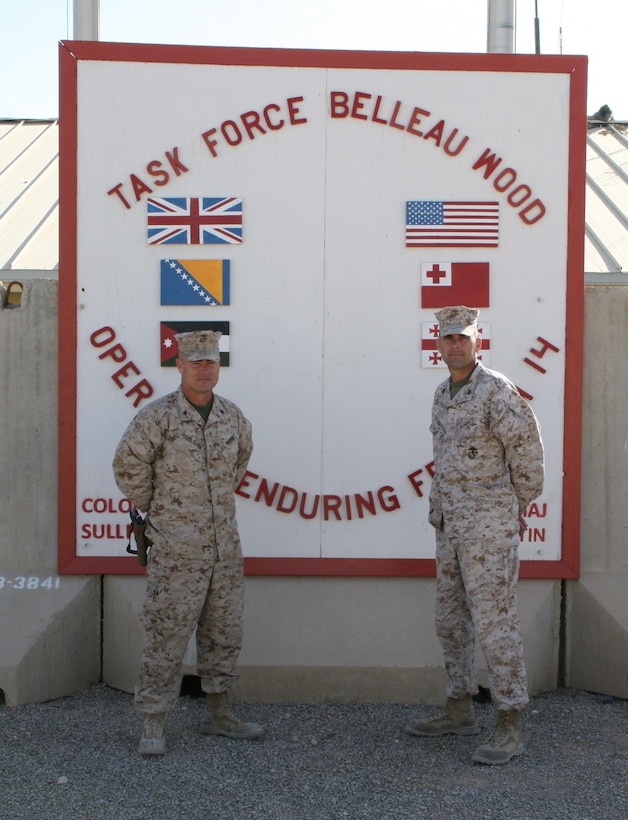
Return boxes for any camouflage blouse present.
[113,386,252,559]
[429,363,544,544]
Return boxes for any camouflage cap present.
[435,305,479,337]
[175,330,221,362]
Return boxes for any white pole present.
[486,0,515,54]
[73,0,100,41]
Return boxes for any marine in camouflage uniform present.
[113,330,263,755]
[406,307,544,765]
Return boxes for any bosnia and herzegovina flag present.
[160,259,230,305]
[161,321,230,367]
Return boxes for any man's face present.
[438,332,481,376]
[176,356,220,401]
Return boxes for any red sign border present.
[58,41,586,578]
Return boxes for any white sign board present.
[59,43,586,577]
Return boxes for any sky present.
[1,0,625,120]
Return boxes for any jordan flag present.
[421,261,490,308]
[161,320,230,367]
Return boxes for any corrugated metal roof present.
[0,117,627,283]
[585,123,628,282]
[0,120,59,276]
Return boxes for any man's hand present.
[519,515,528,540]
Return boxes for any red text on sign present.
[107,147,189,210]
[89,326,154,408]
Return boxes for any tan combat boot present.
[200,692,264,740]
[138,713,166,755]
[405,695,480,736]
[472,709,523,764]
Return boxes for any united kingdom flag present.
[147,197,243,245]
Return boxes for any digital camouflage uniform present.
[113,386,252,715]
[429,361,544,711]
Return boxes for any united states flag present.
[148,197,243,245]
[406,201,499,248]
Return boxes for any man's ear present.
[475,334,483,351]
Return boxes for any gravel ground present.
[0,684,626,820]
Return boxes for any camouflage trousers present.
[135,545,244,714]
[434,528,529,710]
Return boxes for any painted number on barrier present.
[0,576,61,590]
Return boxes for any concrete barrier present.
[565,286,628,698]
[0,573,100,706]
[565,571,628,698]
[102,575,560,704]
[0,281,101,704]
